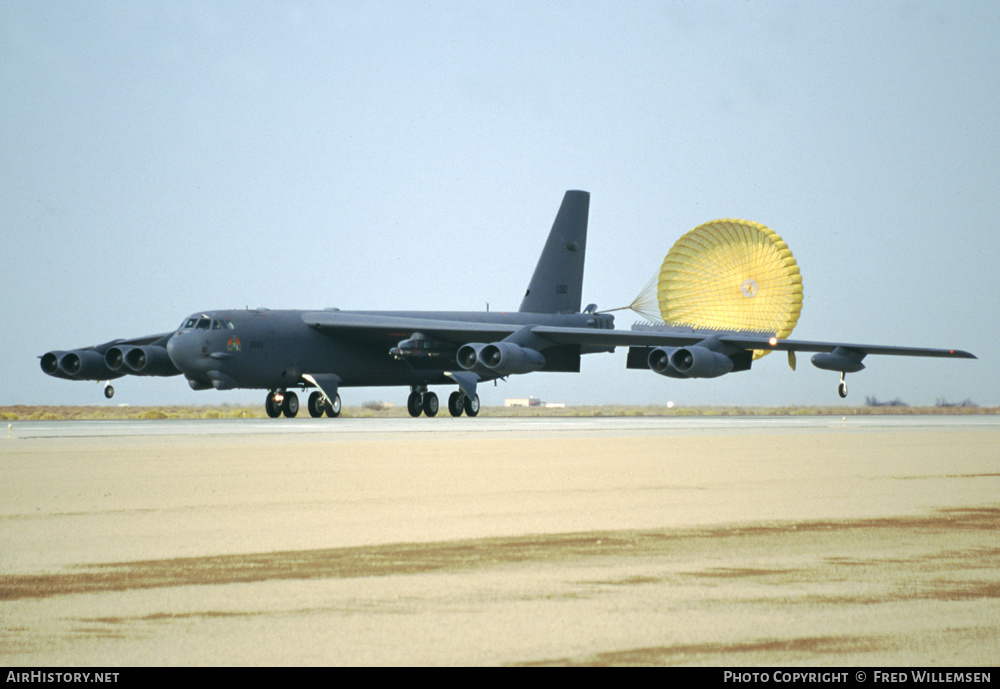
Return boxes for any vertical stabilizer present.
[519,190,590,313]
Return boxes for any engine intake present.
[105,346,135,371]
[478,342,545,376]
[648,346,734,379]
[458,341,545,376]
[52,350,120,380]
[40,351,70,378]
[457,343,489,373]
[123,345,181,376]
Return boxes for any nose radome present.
[166,332,196,373]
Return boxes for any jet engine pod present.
[57,350,119,380]
[810,347,866,373]
[648,346,734,379]
[457,343,489,372]
[105,345,137,372]
[479,342,546,376]
[41,351,71,378]
[123,345,181,376]
[647,347,677,376]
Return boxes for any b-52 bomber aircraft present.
[41,191,975,418]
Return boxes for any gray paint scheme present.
[40,190,975,414]
[519,189,589,314]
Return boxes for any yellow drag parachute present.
[629,219,803,360]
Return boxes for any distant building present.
[504,397,543,407]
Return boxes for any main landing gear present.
[265,389,342,418]
[264,387,478,419]
[449,390,480,417]
[407,386,480,418]
[407,387,437,417]
[308,390,341,418]
[838,372,849,399]
[265,390,297,418]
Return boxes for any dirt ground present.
[1,419,997,666]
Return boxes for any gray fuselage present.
[165,308,613,392]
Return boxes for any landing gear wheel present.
[104,385,115,399]
[422,391,439,417]
[407,392,423,417]
[838,380,848,399]
[448,391,465,417]
[308,391,326,418]
[463,394,480,417]
[282,391,299,418]
[265,391,282,418]
[326,393,342,418]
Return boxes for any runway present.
[2,415,998,665]
[7,412,999,440]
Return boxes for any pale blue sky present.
[2,1,997,407]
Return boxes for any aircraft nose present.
[166,331,201,375]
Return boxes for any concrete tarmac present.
[1,415,998,666]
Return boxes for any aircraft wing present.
[40,331,179,383]
[50,332,176,354]
[301,311,523,344]
[303,311,975,360]
[532,326,977,360]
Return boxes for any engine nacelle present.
[457,343,490,373]
[479,342,546,376]
[54,350,122,380]
[123,345,181,376]
[811,347,866,373]
[105,346,137,372]
[40,351,71,379]
[648,346,734,379]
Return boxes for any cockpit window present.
[179,315,233,332]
